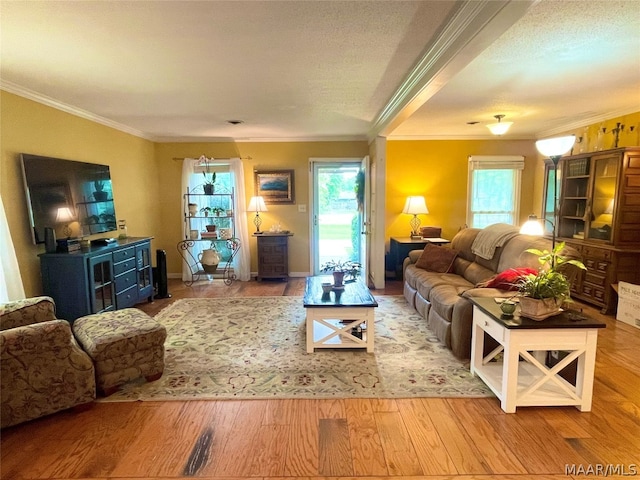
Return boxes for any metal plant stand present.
[177,238,241,286]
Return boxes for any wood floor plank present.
[318,418,354,476]
[489,409,589,474]
[424,398,490,474]
[212,400,269,476]
[248,424,289,476]
[374,410,423,475]
[318,398,347,419]
[594,365,640,406]
[2,279,639,480]
[344,398,389,476]
[107,401,214,478]
[537,408,592,439]
[189,400,243,476]
[283,399,320,476]
[396,398,459,475]
[444,399,528,475]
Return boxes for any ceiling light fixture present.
[227,120,244,125]
[486,114,513,136]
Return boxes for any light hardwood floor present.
[2,278,639,480]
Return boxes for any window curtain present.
[0,196,26,301]
[181,157,250,282]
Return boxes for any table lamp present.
[248,196,267,233]
[402,196,429,238]
[55,206,75,238]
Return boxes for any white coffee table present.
[303,276,378,353]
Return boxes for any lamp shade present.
[247,196,267,212]
[535,135,576,158]
[486,121,513,135]
[55,206,74,223]
[520,215,544,236]
[486,114,512,135]
[402,196,429,215]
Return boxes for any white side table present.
[469,297,605,413]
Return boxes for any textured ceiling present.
[1,0,639,142]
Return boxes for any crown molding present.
[0,80,154,141]
[150,135,368,143]
[536,106,640,138]
[387,134,537,141]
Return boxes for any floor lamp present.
[520,135,575,264]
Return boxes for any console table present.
[40,237,153,321]
[469,297,605,413]
[389,236,450,279]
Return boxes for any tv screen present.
[20,154,117,244]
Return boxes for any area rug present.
[101,296,493,401]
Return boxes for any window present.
[467,155,524,228]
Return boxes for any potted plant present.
[212,207,224,216]
[188,203,198,217]
[320,259,361,286]
[93,180,108,201]
[200,206,213,217]
[517,242,586,320]
[202,169,216,195]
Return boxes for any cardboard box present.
[616,281,640,330]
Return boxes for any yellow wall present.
[2,88,637,297]
[154,142,368,274]
[386,139,539,242]
[1,91,158,296]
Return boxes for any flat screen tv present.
[20,154,117,244]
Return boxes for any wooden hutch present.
[545,147,640,313]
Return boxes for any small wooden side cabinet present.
[254,233,293,281]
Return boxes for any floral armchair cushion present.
[1,297,96,428]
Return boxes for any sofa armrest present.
[402,249,424,277]
[0,320,77,358]
[0,297,56,331]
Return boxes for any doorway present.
[311,160,363,275]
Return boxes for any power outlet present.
[298,204,307,213]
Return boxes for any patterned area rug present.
[101,296,493,401]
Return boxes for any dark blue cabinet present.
[40,237,153,320]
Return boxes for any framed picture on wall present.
[254,170,295,204]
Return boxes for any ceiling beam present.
[369,0,538,141]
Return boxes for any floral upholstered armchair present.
[0,296,96,428]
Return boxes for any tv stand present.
[40,237,154,320]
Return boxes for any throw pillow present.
[415,244,458,273]
[477,267,538,291]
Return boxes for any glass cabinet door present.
[586,153,618,242]
[89,253,115,313]
[559,157,590,239]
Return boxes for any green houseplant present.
[517,242,586,320]
[202,169,216,195]
[320,260,361,286]
[93,180,108,201]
